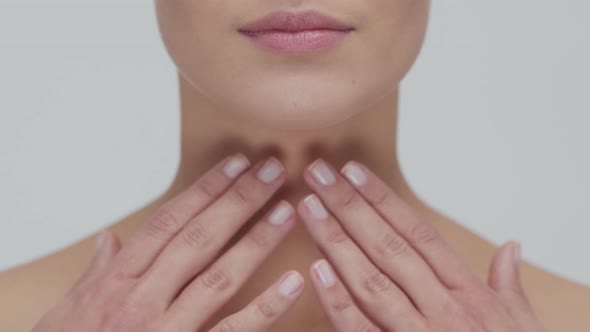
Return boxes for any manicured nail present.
[513,242,521,266]
[278,271,303,297]
[223,153,250,179]
[257,157,283,184]
[304,194,329,220]
[312,259,336,287]
[268,201,292,225]
[309,159,336,186]
[341,161,367,187]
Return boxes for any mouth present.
[238,9,355,33]
[238,9,355,53]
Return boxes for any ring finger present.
[297,194,427,331]
[309,259,383,332]
[164,200,297,330]
[140,156,286,303]
[304,158,450,314]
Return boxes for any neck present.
[165,74,421,210]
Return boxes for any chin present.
[223,84,367,131]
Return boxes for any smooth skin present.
[2,0,590,330]
[31,153,304,331]
[298,158,548,331]
[29,153,548,331]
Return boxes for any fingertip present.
[93,229,122,268]
[488,240,523,294]
[512,241,521,267]
[95,229,109,254]
[277,270,305,298]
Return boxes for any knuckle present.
[374,231,408,258]
[255,300,277,320]
[199,266,233,292]
[181,221,210,247]
[363,271,392,295]
[145,208,180,239]
[330,293,354,313]
[370,189,394,209]
[410,221,440,246]
[226,183,251,207]
[354,319,380,332]
[244,227,271,249]
[338,188,363,210]
[325,227,350,245]
[192,177,220,199]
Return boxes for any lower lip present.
[239,29,353,53]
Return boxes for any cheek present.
[369,0,430,79]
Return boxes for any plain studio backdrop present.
[1,1,589,286]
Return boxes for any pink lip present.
[238,9,355,53]
[238,9,354,32]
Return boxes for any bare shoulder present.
[0,192,168,331]
[0,234,96,331]
[431,208,590,331]
[520,259,590,331]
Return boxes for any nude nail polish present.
[304,194,329,220]
[278,271,303,297]
[309,159,336,186]
[313,259,336,287]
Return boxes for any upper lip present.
[238,9,354,33]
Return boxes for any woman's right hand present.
[32,153,303,332]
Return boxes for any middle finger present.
[303,158,450,315]
[297,193,425,331]
[141,156,286,303]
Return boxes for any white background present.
[1,1,589,286]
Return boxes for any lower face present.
[155,0,431,130]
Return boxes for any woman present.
[1,0,588,331]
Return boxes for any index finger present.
[111,153,251,278]
[339,160,479,290]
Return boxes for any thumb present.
[488,240,534,311]
[488,240,523,294]
[91,229,122,272]
[71,229,122,291]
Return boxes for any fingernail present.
[309,159,336,186]
[268,201,292,225]
[257,157,283,184]
[304,194,329,220]
[278,271,303,297]
[223,153,250,179]
[513,242,521,266]
[95,230,107,253]
[312,259,336,287]
[341,161,367,187]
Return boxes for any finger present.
[112,153,251,278]
[72,229,122,290]
[304,158,450,315]
[206,270,304,332]
[338,160,478,289]
[141,156,286,303]
[309,259,385,332]
[488,241,521,293]
[297,194,426,331]
[91,229,122,272]
[166,200,297,329]
[488,241,532,309]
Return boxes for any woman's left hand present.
[296,158,548,332]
